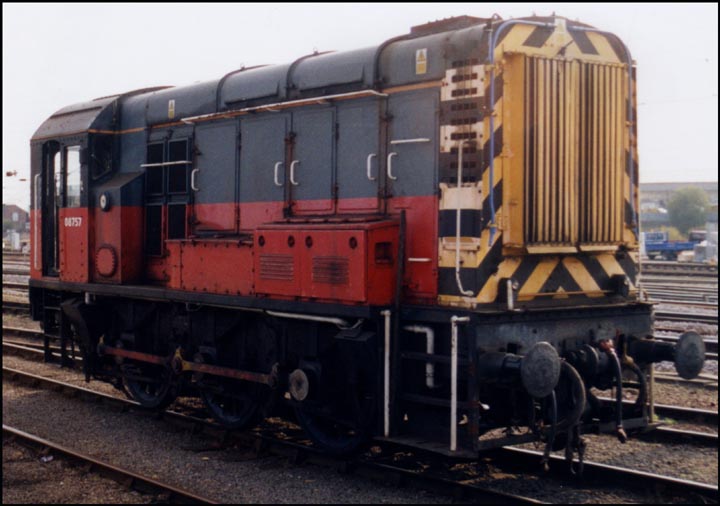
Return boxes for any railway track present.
[655,311,718,326]
[635,426,718,447]
[3,281,27,291]
[3,424,216,504]
[1,366,543,505]
[2,268,30,276]
[653,372,718,390]
[2,301,30,315]
[641,261,718,277]
[3,365,716,502]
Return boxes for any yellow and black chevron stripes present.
[439,250,639,304]
[437,19,639,308]
[437,61,489,307]
[623,64,640,246]
[494,19,624,65]
[444,251,638,304]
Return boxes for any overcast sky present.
[3,3,718,211]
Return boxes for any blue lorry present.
[641,230,706,260]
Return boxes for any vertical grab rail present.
[366,153,377,181]
[289,160,300,186]
[190,169,200,191]
[386,152,398,180]
[455,140,475,297]
[381,309,392,437]
[33,174,41,271]
[273,162,283,187]
[450,315,470,452]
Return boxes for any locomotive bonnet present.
[29,14,705,458]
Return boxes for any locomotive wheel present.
[200,378,265,430]
[198,318,276,430]
[121,361,177,410]
[294,342,376,455]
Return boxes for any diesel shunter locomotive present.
[29,14,705,460]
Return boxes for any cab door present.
[40,142,61,276]
[191,121,238,234]
[288,107,335,215]
[336,97,384,213]
[41,140,88,282]
[239,113,289,228]
[57,143,89,282]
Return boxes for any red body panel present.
[93,205,143,284]
[192,203,237,233]
[59,207,90,283]
[252,228,303,297]
[167,239,254,295]
[239,201,285,231]
[255,221,399,305]
[29,209,41,279]
[389,195,438,304]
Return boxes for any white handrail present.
[387,152,398,181]
[366,153,377,181]
[455,140,475,297]
[390,138,430,145]
[450,315,470,452]
[273,162,283,187]
[190,168,200,191]
[140,160,192,168]
[290,160,300,186]
[382,309,392,437]
[34,174,40,271]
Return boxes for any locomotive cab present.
[31,128,95,286]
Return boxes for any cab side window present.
[65,146,82,208]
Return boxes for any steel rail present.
[653,372,718,390]
[655,311,718,326]
[3,341,83,367]
[494,447,717,501]
[597,397,718,425]
[3,424,218,504]
[3,281,28,290]
[3,326,43,339]
[636,426,718,447]
[2,268,30,275]
[2,301,30,315]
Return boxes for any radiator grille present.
[259,254,294,280]
[524,56,626,245]
[312,256,349,285]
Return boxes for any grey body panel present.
[291,47,376,91]
[220,64,290,106]
[336,97,382,210]
[387,89,438,197]
[145,80,219,126]
[193,120,238,231]
[32,97,116,140]
[239,114,289,207]
[290,107,335,213]
[379,32,448,86]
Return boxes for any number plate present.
[63,217,82,227]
